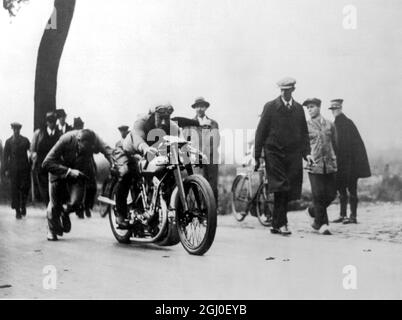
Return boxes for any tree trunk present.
[33,0,76,130]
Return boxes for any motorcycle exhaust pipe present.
[97,196,116,206]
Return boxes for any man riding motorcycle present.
[114,104,181,228]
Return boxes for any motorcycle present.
[98,135,217,256]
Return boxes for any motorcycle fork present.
[171,146,189,212]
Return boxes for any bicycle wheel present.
[231,175,250,221]
[255,183,274,227]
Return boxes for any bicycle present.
[231,150,274,226]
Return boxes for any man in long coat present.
[31,112,61,205]
[183,97,220,202]
[42,129,114,240]
[2,123,31,219]
[255,78,312,235]
[329,99,371,224]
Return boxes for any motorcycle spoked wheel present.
[176,175,217,256]
[108,183,132,244]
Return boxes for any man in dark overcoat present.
[329,99,371,224]
[2,123,31,219]
[31,112,61,205]
[42,129,114,240]
[255,77,313,235]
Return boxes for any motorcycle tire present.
[108,183,132,244]
[176,174,217,255]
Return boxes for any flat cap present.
[118,125,129,132]
[10,122,22,129]
[303,98,322,107]
[277,77,296,89]
[45,111,57,122]
[191,97,210,109]
[329,99,344,109]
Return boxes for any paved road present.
[0,204,401,299]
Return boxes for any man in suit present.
[114,104,179,228]
[31,112,61,205]
[2,123,31,219]
[42,129,114,240]
[255,77,313,235]
[183,97,220,202]
[56,109,73,135]
[329,99,371,224]
[303,98,337,235]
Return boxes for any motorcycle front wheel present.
[176,175,217,256]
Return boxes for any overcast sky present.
[1,0,401,157]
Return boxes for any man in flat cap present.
[2,123,31,219]
[56,109,73,135]
[114,104,180,228]
[303,98,337,235]
[329,99,371,224]
[31,112,61,205]
[255,77,312,235]
[42,129,114,240]
[183,97,220,202]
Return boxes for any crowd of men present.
[0,99,220,240]
[0,79,370,240]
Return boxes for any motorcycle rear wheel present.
[176,175,217,256]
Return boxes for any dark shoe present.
[270,227,280,234]
[311,222,320,231]
[47,231,58,241]
[85,209,92,218]
[61,214,71,233]
[332,216,345,223]
[343,217,357,224]
[76,209,84,219]
[15,209,22,220]
[20,207,26,217]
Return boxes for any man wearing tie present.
[31,112,61,205]
[255,78,313,235]
[56,109,73,135]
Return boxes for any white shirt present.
[281,97,293,109]
[58,123,66,134]
[197,116,212,126]
[47,127,56,136]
